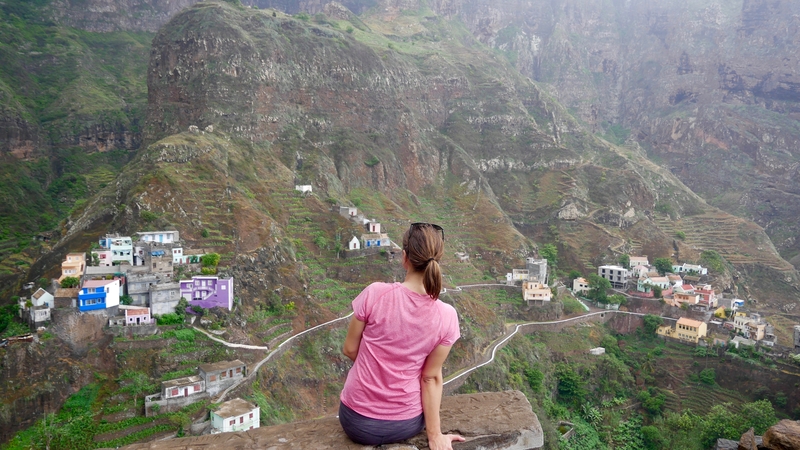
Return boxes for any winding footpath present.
[197,284,668,402]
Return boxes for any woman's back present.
[340,282,459,420]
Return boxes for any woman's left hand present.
[427,432,465,450]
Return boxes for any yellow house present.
[713,306,727,319]
[676,317,707,343]
[60,252,86,282]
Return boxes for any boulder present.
[738,428,757,450]
[763,420,800,450]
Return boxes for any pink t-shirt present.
[340,282,460,420]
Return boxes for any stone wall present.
[145,392,210,417]
[108,324,160,338]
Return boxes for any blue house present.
[78,279,121,312]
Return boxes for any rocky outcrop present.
[110,390,544,449]
[763,420,800,450]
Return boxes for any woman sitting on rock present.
[339,222,463,450]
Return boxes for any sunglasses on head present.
[410,222,445,242]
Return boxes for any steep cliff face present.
[426,0,800,267]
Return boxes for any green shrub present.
[156,313,183,325]
[139,210,158,222]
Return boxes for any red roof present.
[125,308,149,316]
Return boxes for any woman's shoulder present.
[435,299,458,318]
[363,281,400,295]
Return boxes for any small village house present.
[98,234,134,266]
[31,288,54,309]
[59,253,85,282]
[54,287,79,308]
[348,236,360,251]
[589,347,606,356]
[676,317,707,344]
[746,321,766,341]
[598,265,628,289]
[572,277,589,294]
[161,376,205,400]
[360,233,390,249]
[198,360,247,396]
[793,325,800,351]
[454,252,470,262]
[338,206,357,218]
[731,336,756,349]
[210,398,260,433]
[762,325,777,347]
[127,273,168,306]
[522,281,551,305]
[124,306,152,326]
[136,230,180,244]
[149,282,182,316]
[733,312,767,340]
[630,265,650,279]
[637,275,670,294]
[526,258,548,284]
[78,279,121,314]
[511,269,530,281]
[295,185,312,194]
[672,263,708,275]
[656,324,675,339]
[180,276,234,311]
[667,274,684,286]
[674,291,701,305]
[365,221,381,233]
[695,284,718,308]
[94,249,112,266]
[629,256,649,267]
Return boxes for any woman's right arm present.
[421,344,465,450]
[342,316,366,362]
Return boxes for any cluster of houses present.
[566,255,795,351]
[336,206,399,254]
[656,309,780,349]
[18,230,234,330]
[572,256,717,309]
[144,359,260,434]
[504,257,550,305]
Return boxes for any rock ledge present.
[111,390,543,449]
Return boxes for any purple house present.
[180,276,234,311]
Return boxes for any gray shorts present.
[339,401,425,446]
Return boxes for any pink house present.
[125,307,153,325]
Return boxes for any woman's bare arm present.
[421,344,465,450]
[342,316,366,362]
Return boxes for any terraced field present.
[654,212,795,273]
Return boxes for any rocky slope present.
[426,0,800,268]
